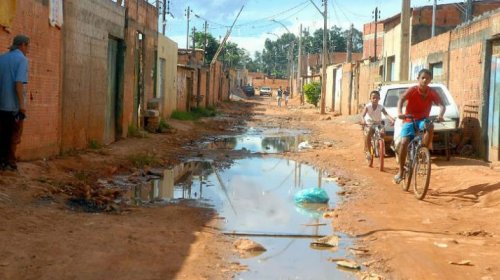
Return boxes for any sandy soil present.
[1,95,499,280]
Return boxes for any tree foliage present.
[191,25,363,75]
[303,81,321,107]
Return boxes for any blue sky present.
[163,0,465,57]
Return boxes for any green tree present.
[194,31,219,63]
[303,81,321,107]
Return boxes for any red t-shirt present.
[404,86,441,122]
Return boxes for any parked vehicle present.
[378,83,460,148]
[259,86,272,97]
[243,85,255,96]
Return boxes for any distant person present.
[0,35,30,171]
[393,68,445,184]
[360,90,394,161]
[277,86,283,107]
[284,87,290,107]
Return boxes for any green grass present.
[158,118,171,132]
[88,139,102,150]
[127,152,159,168]
[170,107,218,121]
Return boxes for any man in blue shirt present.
[0,34,29,171]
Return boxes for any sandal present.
[393,174,403,184]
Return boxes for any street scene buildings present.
[2,0,500,279]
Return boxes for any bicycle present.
[361,122,386,171]
[398,115,438,200]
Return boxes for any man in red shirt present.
[394,69,445,184]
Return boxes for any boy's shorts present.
[400,119,429,139]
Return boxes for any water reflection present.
[203,134,309,153]
[123,157,353,279]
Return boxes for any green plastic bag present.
[294,188,329,204]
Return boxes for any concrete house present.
[156,35,178,118]
[410,8,500,161]
[61,0,158,151]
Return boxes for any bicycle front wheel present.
[378,139,385,171]
[413,147,431,200]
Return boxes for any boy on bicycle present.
[393,69,445,184]
[361,90,394,161]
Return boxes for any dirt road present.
[249,95,500,280]
[1,95,499,279]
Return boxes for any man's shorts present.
[400,119,429,139]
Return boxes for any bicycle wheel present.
[402,156,412,191]
[413,147,431,200]
[378,139,385,171]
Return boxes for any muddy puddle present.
[120,129,359,279]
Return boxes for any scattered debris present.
[362,260,377,267]
[433,242,448,248]
[335,260,361,270]
[323,210,337,219]
[0,191,11,203]
[458,229,493,237]
[349,247,370,255]
[302,223,327,227]
[449,260,473,266]
[310,235,339,248]
[298,141,313,151]
[360,272,384,280]
[233,238,266,253]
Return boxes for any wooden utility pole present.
[399,0,410,81]
[320,0,327,114]
[161,0,166,35]
[296,24,302,103]
[346,24,353,63]
[373,7,380,59]
[347,24,353,114]
[185,6,192,49]
[203,21,208,63]
[431,0,436,37]
[465,0,473,22]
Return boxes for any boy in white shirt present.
[360,90,395,161]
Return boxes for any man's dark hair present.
[9,34,30,51]
[370,90,380,97]
[418,68,433,79]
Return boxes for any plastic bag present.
[294,188,329,204]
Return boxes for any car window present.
[383,86,450,107]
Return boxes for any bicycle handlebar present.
[398,114,442,123]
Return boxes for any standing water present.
[125,131,358,279]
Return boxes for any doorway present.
[105,37,123,144]
[488,40,500,161]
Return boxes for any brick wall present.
[410,31,451,82]
[0,0,62,159]
[123,0,158,134]
[61,0,125,150]
[358,61,382,106]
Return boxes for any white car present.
[378,83,460,146]
[259,86,272,97]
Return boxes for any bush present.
[158,118,171,133]
[303,82,321,107]
[127,152,159,168]
[170,107,218,121]
[88,139,102,149]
